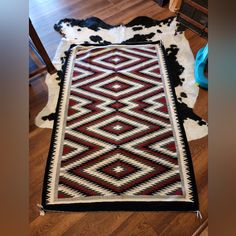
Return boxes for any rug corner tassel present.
[37,204,46,216]
[195,210,203,220]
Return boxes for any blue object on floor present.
[194,44,208,89]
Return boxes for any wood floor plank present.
[104,1,158,24]
[62,212,133,236]
[110,212,158,236]
[29,0,208,235]
[30,212,87,236]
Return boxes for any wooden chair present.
[29,18,57,82]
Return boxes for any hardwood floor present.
[29,0,208,235]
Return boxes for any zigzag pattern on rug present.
[59,46,183,198]
[42,44,198,212]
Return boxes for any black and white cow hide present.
[35,16,208,141]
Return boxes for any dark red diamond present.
[102,81,132,93]
[98,160,140,180]
[100,121,136,135]
[109,101,127,109]
[102,55,130,65]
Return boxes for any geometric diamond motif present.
[102,80,132,93]
[44,44,197,209]
[54,45,185,201]
[82,153,154,187]
[88,48,142,70]
[90,74,144,98]
[109,101,127,110]
[87,115,149,141]
[100,120,138,136]
[102,55,130,65]
[98,160,141,180]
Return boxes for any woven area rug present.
[35,16,208,142]
[42,43,198,212]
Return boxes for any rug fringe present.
[195,210,203,219]
[37,204,46,216]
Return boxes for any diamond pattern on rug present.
[43,44,198,212]
[56,45,184,198]
[83,48,150,71]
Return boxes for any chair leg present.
[29,18,57,75]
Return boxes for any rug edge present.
[159,41,199,210]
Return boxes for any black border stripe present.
[42,42,198,212]
[159,42,199,209]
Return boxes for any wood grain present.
[29,0,208,235]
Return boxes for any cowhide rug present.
[35,16,208,141]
